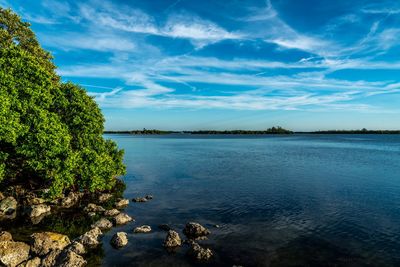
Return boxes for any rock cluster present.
[132,195,153,203]
[183,222,211,239]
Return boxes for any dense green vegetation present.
[0,8,125,197]
[105,128,176,134]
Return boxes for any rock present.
[0,192,5,201]
[91,218,112,230]
[66,241,86,255]
[28,204,51,218]
[114,199,129,209]
[0,197,17,215]
[98,193,112,203]
[132,197,147,203]
[61,192,82,208]
[78,227,102,248]
[113,213,133,225]
[213,224,221,228]
[187,242,213,261]
[110,232,128,248]
[133,225,151,233]
[26,197,45,206]
[87,212,96,217]
[145,195,153,200]
[55,250,86,267]
[0,241,30,267]
[0,231,13,242]
[163,230,182,248]
[158,224,171,231]
[17,257,40,267]
[84,203,105,213]
[183,222,210,239]
[30,232,70,256]
[104,209,120,217]
[40,250,61,267]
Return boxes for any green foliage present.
[0,8,125,197]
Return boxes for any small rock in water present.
[28,204,51,218]
[114,198,129,209]
[84,203,105,213]
[214,224,221,228]
[98,193,113,203]
[91,218,113,230]
[110,232,128,248]
[0,240,30,267]
[104,209,120,217]
[187,242,213,261]
[163,230,182,248]
[145,195,153,200]
[0,231,12,242]
[183,222,211,239]
[158,224,171,231]
[113,213,133,225]
[134,225,151,233]
[30,232,71,256]
[78,227,102,248]
[132,197,147,203]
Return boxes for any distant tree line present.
[308,128,400,134]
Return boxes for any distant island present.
[104,127,400,135]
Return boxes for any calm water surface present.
[96,134,400,267]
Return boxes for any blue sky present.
[2,0,400,131]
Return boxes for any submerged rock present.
[91,218,113,230]
[110,232,128,248]
[113,213,133,225]
[114,199,129,209]
[132,197,147,203]
[98,193,112,203]
[133,225,151,233]
[0,197,17,216]
[30,232,70,256]
[187,242,213,261]
[28,204,51,218]
[0,241,30,267]
[0,231,13,242]
[158,224,171,231]
[84,203,105,213]
[145,195,153,200]
[163,230,182,248]
[183,222,210,239]
[104,209,120,217]
[78,227,102,248]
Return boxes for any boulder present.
[83,203,105,213]
[110,232,128,248]
[91,218,113,230]
[183,222,210,239]
[17,257,40,267]
[55,250,86,267]
[0,241,30,267]
[133,225,151,233]
[28,204,51,218]
[30,232,70,256]
[61,192,82,208]
[114,199,129,209]
[0,197,17,215]
[113,213,133,225]
[40,250,61,267]
[98,193,112,203]
[187,242,213,261]
[66,241,86,255]
[163,230,182,248]
[78,227,102,248]
[104,209,120,217]
[0,231,13,242]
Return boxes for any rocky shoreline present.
[0,186,215,267]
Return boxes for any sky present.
[2,0,400,131]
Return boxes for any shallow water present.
[3,134,400,266]
[98,134,400,267]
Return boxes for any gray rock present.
[28,204,51,218]
[98,193,112,203]
[133,225,151,233]
[0,231,13,242]
[113,213,133,225]
[187,242,213,261]
[61,192,82,208]
[66,241,86,255]
[183,222,210,239]
[30,232,70,256]
[55,250,86,267]
[114,199,129,209]
[110,232,128,248]
[91,218,112,230]
[104,209,120,217]
[40,250,61,267]
[78,227,102,248]
[163,230,182,248]
[0,197,17,215]
[0,241,30,267]
[17,257,40,267]
[84,203,105,213]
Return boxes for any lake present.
[99,134,400,266]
